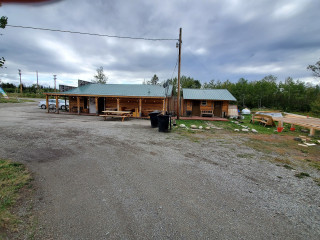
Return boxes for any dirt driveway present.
[0,102,319,239]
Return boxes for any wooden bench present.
[99,115,129,122]
[201,110,213,117]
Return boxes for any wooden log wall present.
[184,100,229,117]
[105,98,117,109]
[69,96,86,113]
[141,98,163,117]
[222,101,229,116]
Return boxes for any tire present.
[41,104,46,109]
[61,105,66,110]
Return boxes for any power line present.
[6,24,178,41]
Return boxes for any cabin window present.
[201,100,207,106]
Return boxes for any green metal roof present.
[60,84,173,97]
[182,88,237,101]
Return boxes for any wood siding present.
[183,100,230,117]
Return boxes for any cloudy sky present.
[0,0,319,88]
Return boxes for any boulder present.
[190,125,198,129]
[199,126,203,129]
[205,127,211,130]
[251,129,258,133]
[179,124,186,128]
[234,129,240,132]
[242,128,249,132]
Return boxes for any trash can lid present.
[150,110,161,113]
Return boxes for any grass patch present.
[273,157,291,165]
[0,98,34,103]
[0,159,32,233]
[294,172,311,179]
[237,153,254,158]
[313,178,320,186]
[283,164,294,170]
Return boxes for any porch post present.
[117,98,120,111]
[46,95,49,113]
[95,97,99,115]
[77,97,80,115]
[139,98,142,117]
[162,99,165,113]
[55,95,59,114]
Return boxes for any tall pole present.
[18,69,22,94]
[53,75,57,92]
[36,71,39,93]
[177,28,182,120]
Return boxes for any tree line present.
[0,82,54,98]
[163,75,320,114]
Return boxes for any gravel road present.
[0,102,319,239]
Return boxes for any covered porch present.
[44,93,170,118]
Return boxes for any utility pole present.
[53,75,57,92]
[36,71,39,93]
[18,69,22,94]
[177,28,182,119]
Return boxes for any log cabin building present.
[45,83,173,117]
[182,89,236,117]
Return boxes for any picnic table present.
[100,110,132,122]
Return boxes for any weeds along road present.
[0,102,319,239]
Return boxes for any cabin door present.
[214,101,222,117]
[98,97,105,113]
[89,97,96,114]
[192,101,201,116]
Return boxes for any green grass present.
[237,153,255,158]
[283,164,294,170]
[175,114,320,137]
[294,172,311,179]
[0,98,34,103]
[0,159,32,232]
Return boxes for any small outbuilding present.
[182,89,237,118]
[45,83,173,117]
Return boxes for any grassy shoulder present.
[0,98,35,103]
[0,159,33,238]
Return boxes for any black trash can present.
[149,111,160,128]
[157,114,171,132]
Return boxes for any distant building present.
[59,85,76,92]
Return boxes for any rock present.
[216,127,223,130]
[234,129,240,132]
[205,126,210,130]
[199,126,203,129]
[301,129,309,133]
[242,128,249,132]
[179,124,186,128]
[294,137,302,142]
[190,125,198,129]
[252,129,258,133]
[234,121,239,124]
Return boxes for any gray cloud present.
[1,0,320,87]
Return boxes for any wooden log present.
[95,97,98,115]
[55,96,59,114]
[310,128,315,136]
[77,97,80,115]
[139,98,142,117]
[46,95,49,113]
[117,98,120,111]
[162,99,165,113]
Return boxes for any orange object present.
[277,127,284,133]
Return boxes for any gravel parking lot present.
[0,101,319,239]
